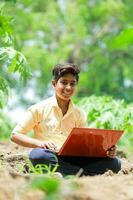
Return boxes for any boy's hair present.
[52,63,80,82]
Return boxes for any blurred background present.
[0,0,133,155]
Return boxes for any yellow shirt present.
[12,96,87,148]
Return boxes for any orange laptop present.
[58,128,124,157]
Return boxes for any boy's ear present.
[52,80,56,87]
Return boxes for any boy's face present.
[52,73,77,101]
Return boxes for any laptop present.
[57,127,124,157]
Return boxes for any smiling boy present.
[11,63,121,176]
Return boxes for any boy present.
[11,63,121,176]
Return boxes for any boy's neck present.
[56,96,70,115]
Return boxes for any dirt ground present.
[0,142,133,200]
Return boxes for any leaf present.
[0,76,9,96]
[78,95,133,155]
[7,54,17,74]
[31,177,60,194]
[109,27,133,50]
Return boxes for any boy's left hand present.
[106,145,117,158]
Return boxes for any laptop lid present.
[58,128,124,157]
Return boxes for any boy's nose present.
[65,84,72,90]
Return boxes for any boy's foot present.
[52,172,63,178]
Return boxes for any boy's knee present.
[110,157,121,173]
[29,148,58,166]
[29,148,44,160]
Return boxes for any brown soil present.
[0,142,133,200]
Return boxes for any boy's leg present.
[82,157,121,175]
[29,148,121,175]
[29,148,81,175]
[59,156,121,175]
[29,148,58,168]
[57,157,81,175]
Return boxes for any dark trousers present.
[29,148,121,176]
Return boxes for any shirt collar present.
[51,95,59,107]
[51,95,74,114]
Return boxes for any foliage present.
[28,163,78,200]
[29,162,59,175]
[0,111,14,140]
[28,162,61,200]
[0,0,133,155]
[0,47,32,85]
[0,0,133,103]
[31,176,60,194]
[0,5,31,108]
[78,95,133,155]
[0,4,31,139]
[0,77,10,108]
[30,176,61,200]
[0,7,13,45]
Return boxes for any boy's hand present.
[106,145,117,158]
[37,141,58,151]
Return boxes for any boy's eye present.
[70,82,77,87]
[61,81,76,87]
[61,81,67,85]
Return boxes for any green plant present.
[0,7,32,109]
[0,77,10,108]
[0,111,14,140]
[28,160,59,175]
[0,47,32,81]
[1,0,133,102]
[28,162,61,200]
[30,176,61,200]
[78,95,133,156]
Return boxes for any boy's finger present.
[106,150,116,157]
[108,145,116,151]
[48,141,57,147]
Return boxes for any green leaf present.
[109,27,133,50]
[7,54,17,74]
[31,177,60,194]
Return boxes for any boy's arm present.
[11,132,41,148]
[10,109,38,148]
[11,133,57,149]
[11,108,57,150]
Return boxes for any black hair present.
[52,63,80,82]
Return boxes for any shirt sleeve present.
[12,105,39,134]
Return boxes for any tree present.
[0,1,31,139]
[1,0,133,105]
[0,3,31,108]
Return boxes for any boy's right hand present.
[37,141,58,151]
